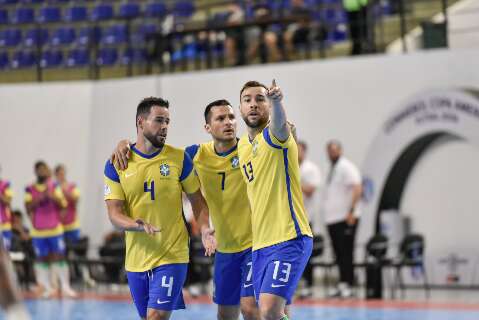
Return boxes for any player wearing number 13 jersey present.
[185,100,259,320]
[104,97,215,320]
[238,81,313,320]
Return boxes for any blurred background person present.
[25,161,76,298]
[321,140,362,298]
[283,0,313,61]
[0,165,13,251]
[298,140,321,298]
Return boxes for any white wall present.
[1,49,479,270]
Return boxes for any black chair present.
[391,233,430,299]
[358,234,390,299]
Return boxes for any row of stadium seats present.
[0,1,191,24]
[0,46,148,68]
[0,23,159,47]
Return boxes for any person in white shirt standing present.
[298,140,321,298]
[321,140,362,298]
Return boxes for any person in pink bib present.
[25,161,76,298]
[0,166,14,251]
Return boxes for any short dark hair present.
[298,140,307,150]
[54,164,64,174]
[327,139,342,150]
[136,97,169,127]
[240,81,268,98]
[34,160,47,171]
[204,99,232,123]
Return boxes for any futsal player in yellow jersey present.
[185,100,259,320]
[238,81,313,320]
[112,100,260,320]
[104,97,216,320]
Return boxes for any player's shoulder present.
[104,159,120,182]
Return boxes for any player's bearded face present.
[142,106,170,148]
[240,87,270,129]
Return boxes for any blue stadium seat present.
[21,0,44,4]
[121,48,147,65]
[65,6,88,22]
[38,7,61,23]
[172,1,195,19]
[11,50,36,69]
[91,4,114,21]
[101,24,127,45]
[40,49,63,68]
[51,27,76,46]
[133,23,158,43]
[77,26,101,46]
[97,47,118,66]
[12,8,35,24]
[0,0,19,5]
[0,9,9,25]
[119,3,141,19]
[24,28,49,47]
[0,52,9,69]
[67,48,90,67]
[145,2,167,18]
[0,29,22,47]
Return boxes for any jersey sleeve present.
[4,182,13,199]
[104,160,125,201]
[263,127,294,149]
[72,186,80,200]
[179,151,200,194]
[344,162,361,186]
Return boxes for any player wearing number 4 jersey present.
[185,100,260,320]
[238,80,313,320]
[104,97,216,320]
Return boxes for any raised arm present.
[268,79,290,142]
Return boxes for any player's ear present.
[204,123,211,134]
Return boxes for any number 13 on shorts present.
[272,261,291,285]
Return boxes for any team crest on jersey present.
[159,164,170,176]
[231,156,239,168]
[252,140,259,157]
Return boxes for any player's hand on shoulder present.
[111,139,131,171]
[200,226,217,256]
[267,79,283,102]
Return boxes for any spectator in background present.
[321,140,362,298]
[0,166,13,251]
[343,0,369,55]
[25,161,76,298]
[298,140,321,298]
[10,210,35,287]
[283,0,313,60]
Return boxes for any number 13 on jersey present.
[242,161,254,182]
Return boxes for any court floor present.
[1,297,479,320]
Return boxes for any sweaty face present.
[141,106,170,149]
[240,86,270,129]
[206,105,237,142]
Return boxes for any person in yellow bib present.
[237,80,313,320]
[104,97,216,320]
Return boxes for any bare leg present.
[147,308,172,320]
[240,296,260,320]
[217,305,240,320]
[258,293,287,320]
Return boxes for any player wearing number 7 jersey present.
[238,81,313,320]
[104,97,216,320]
[185,100,260,320]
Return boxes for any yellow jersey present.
[185,141,252,253]
[238,127,312,251]
[104,144,200,272]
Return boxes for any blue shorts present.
[213,247,254,305]
[64,229,81,243]
[32,235,66,258]
[127,263,188,318]
[1,230,12,251]
[252,236,313,304]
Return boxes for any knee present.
[260,305,283,320]
[147,310,170,320]
[217,306,239,320]
[241,304,260,320]
[264,32,278,46]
